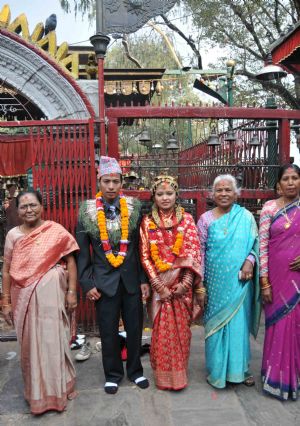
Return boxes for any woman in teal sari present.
[197,174,260,388]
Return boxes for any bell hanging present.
[152,142,163,150]
[139,129,151,145]
[166,133,179,150]
[224,129,237,142]
[207,128,221,146]
[249,133,260,146]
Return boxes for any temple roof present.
[270,22,300,74]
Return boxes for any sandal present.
[244,376,255,387]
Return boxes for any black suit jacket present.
[76,199,147,297]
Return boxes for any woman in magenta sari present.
[2,190,79,414]
[259,164,300,400]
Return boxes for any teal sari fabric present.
[203,204,260,388]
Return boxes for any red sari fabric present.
[150,269,194,389]
[140,211,201,390]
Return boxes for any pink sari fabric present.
[261,201,300,400]
[9,221,79,288]
[4,223,78,414]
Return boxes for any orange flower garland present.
[96,191,129,268]
[148,219,184,272]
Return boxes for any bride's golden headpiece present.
[151,175,179,195]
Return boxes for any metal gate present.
[29,119,97,332]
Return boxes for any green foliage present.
[183,0,300,107]
[58,0,299,107]
[58,0,95,20]
[105,34,181,69]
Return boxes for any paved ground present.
[0,320,299,426]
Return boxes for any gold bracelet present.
[261,284,272,290]
[195,287,206,294]
[2,304,12,307]
[67,290,76,294]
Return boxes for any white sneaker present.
[95,341,102,352]
[75,342,91,361]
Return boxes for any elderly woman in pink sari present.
[259,164,300,400]
[2,190,79,414]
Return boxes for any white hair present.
[212,174,241,196]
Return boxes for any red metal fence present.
[0,118,97,331]
[106,104,299,218]
[1,104,300,331]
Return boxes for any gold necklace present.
[223,211,231,235]
[215,208,231,235]
[160,210,174,228]
[282,198,300,229]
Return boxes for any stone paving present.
[0,321,299,426]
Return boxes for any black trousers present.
[95,280,144,384]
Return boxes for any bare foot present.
[67,390,79,400]
[244,376,255,387]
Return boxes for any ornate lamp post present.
[90,2,110,155]
[91,0,177,156]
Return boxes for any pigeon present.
[45,14,57,35]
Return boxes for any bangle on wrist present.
[261,284,272,290]
[67,290,76,294]
[2,303,11,307]
[195,287,206,294]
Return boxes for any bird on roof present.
[45,14,57,35]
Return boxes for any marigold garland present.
[148,218,184,272]
[96,191,129,268]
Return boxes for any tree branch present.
[227,2,266,57]
[238,68,300,108]
[122,35,142,68]
[277,0,297,22]
[160,13,203,69]
[148,21,182,68]
[273,0,282,33]
[215,18,263,60]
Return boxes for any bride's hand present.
[172,283,186,298]
[158,286,172,301]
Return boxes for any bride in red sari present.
[140,175,202,390]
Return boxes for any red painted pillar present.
[278,119,290,164]
[98,58,106,155]
[107,117,119,159]
[90,33,110,156]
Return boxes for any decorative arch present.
[0,29,95,120]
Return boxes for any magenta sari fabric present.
[262,200,300,400]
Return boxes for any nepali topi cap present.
[98,156,122,178]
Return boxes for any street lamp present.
[255,53,287,81]
[255,53,287,187]
[226,59,235,108]
[90,1,111,156]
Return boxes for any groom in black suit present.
[76,156,150,394]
